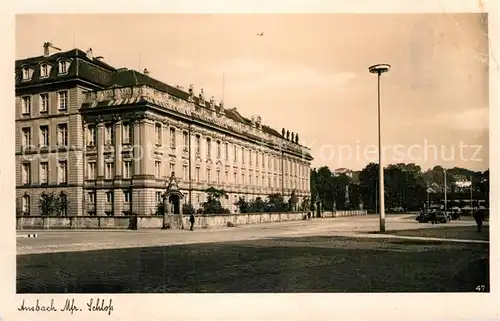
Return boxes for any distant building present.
[451,175,472,193]
[15,43,313,217]
[333,168,353,178]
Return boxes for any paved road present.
[17,214,484,255]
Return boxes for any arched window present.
[22,194,30,215]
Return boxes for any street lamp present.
[369,63,390,232]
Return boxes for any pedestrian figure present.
[307,212,311,220]
[473,208,485,232]
[430,210,438,224]
[189,214,195,231]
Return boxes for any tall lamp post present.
[369,63,390,232]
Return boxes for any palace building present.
[15,43,313,216]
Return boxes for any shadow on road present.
[378,225,489,241]
[17,236,489,293]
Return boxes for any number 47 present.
[475,285,486,292]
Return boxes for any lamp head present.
[369,64,391,74]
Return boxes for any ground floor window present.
[22,194,30,215]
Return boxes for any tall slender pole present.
[470,175,473,215]
[444,169,447,212]
[369,64,390,232]
[377,72,385,232]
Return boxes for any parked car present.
[415,207,451,223]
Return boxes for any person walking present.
[473,208,485,232]
[189,214,195,231]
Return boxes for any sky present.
[15,13,489,172]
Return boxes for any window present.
[39,93,49,112]
[183,131,188,152]
[216,170,220,184]
[233,145,237,161]
[274,177,277,187]
[241,173,245,185]
[183,165,188,181]
[262,153,265,168]
[225,143,228,160]
[22,67,30,80]
[40,162,48,184]
[88,192,96,204]
[57,123,68,146]
[207,168,211,183]
[256,152,259,166]
[39,125,49,147]
[234,172,237,184]
[196,167,200,182]
[21,163,31,185]
[21,96,31,115]
[87,125,96,146]
[155,161,161,179]
[123,160,132,179]
[40,64,49,78]
[268,176,271,187]
[242,148,245,164]
[105,124,114,145]
[249,150,252,165]
[156,192,162,203]
[256,174,259,186]
[57,160,67,184]
[195,135,201,154]
[106,191,114,203]
[87,161,96,180]
[22,195,30,215]
[217,141,221,159]
[58,60,68,74]
[249,174,252,186]
[169,163,175,176]
[58,91,68,111]
[225,170,228,182]
[169,128,175,149]
[122,123,132,144]
[22,127,31,148]
[155,124,162,145]
[206,138,211,158]
[124,190,132,203]
[60,193,68,216]
[105,162,114,179]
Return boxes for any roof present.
[16,47,311,156]
[15,48,116,88]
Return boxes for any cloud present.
[212,57,356,93]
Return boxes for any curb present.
[17,234,39,238]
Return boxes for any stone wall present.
[16,210,367,230]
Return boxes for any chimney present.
[86,48,93,60]
[189,84,194,96]
[143,68,150,75]
[43,41,61,57]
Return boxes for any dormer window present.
[22,67,31,81]
[58,60,68,74]
[40,64,49,78]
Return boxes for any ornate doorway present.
[162,172,184,229]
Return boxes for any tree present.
[201,187,229,214]
[39,191,68,216]
[235,197,249,213]
[359,163,379,212]
[288,190,299,211]
[265,193,288,212]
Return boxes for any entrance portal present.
[162,171,185,229]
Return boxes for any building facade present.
[15,44,313,216]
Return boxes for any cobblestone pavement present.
[17,214,485,255]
